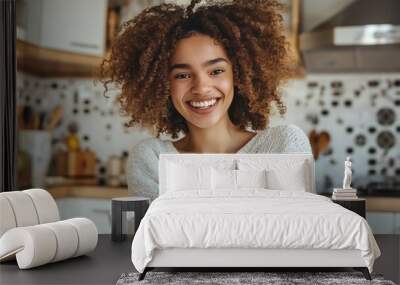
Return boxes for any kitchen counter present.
[320,193,400,212]
[47,185,128,199]
[46,187,400,212]
[364,196,400,212]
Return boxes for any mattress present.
[131,189,381,273]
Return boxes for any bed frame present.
[139,248,371,280]
[138,154,372,281]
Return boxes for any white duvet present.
[131,189,380,273]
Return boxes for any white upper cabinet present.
[19,0,107,56]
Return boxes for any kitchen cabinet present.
[366,212,400,234]
[16,39,105,78]
[56,198,112,234]
[365,197,400,234]
[49,186,129,234]
[19,0,107,56]
[41,0,107,56]
[396,213,400,234]
[16,0,110,77]
[56,197,137,235]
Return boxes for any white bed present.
[131,154,380,280]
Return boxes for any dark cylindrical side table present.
[111,197,150,242]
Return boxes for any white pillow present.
[237,159,308,191]
[166,161,212,191]
[211,168,267,190]
[212,168,236,190]
[236,169,268,188]
[266,165,307,191]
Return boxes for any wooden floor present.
[0,235,398,285]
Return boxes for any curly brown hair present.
[100,0,293,139]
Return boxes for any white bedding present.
[131,189,380,273]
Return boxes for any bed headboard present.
[159,153,315,195]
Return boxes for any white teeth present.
[189,98,217,108]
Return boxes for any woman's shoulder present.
[272,124,307,137]
[130,137,170,157]
[255,124,311,153]
[126,138,168,177]
[256,124,306,138]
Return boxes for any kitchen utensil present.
[19,130,52,187]
[39,112,47,130]
[66,149,97,177]
[22,106,35,130]
[106,155,123,187]
[318,132,331,152]
[309,130,331,159]
[46,106,64,131]
[32,111,40,130]
[17,149,32,188]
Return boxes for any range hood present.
[299,0,400,73]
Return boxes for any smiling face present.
[168,33,235,130]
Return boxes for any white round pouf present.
[64,218,98,257]
[0,226,57,269]
[23,189,60,223]
[1,191,39,227]
[42,221,79,262]
[0,196,17,237]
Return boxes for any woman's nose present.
[191,74,211,95]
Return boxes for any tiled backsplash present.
[278,74,400,193]
[17,72,400,193]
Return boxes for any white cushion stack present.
[0,218,98,269]
[0,189,98,269]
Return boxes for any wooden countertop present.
[365,196,400,212]
[321,193,400,212]
[47,186,128,199]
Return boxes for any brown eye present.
[210,69,224,76]
[174,73,190,79]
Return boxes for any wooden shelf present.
[16,39,107,78]
[47,185,128,199]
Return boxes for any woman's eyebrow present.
[169,57,229,72]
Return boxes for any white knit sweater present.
[126,124,312,201]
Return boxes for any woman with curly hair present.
[101,0,311,200]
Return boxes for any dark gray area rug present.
[116,271,396,285]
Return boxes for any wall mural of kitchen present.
[16,71,400,194]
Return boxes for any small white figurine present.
[342,156,352,189]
